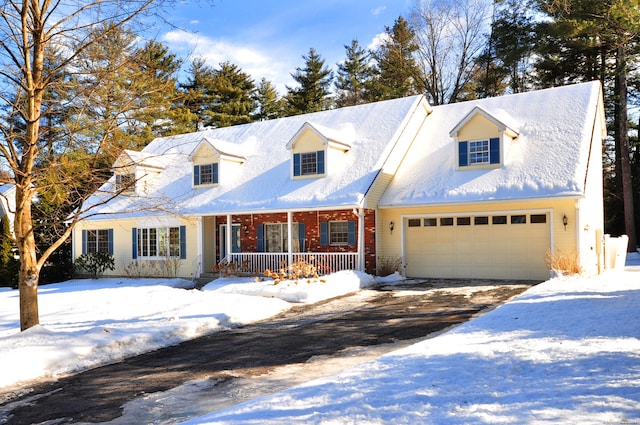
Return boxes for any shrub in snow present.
[264,258,324,285]
[74,252,115,279]
[545,249,582,276]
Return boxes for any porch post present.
[356,208,365,271]
[226,214,232,262]
[287,211,293,268]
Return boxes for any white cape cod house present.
[74,81,606,281]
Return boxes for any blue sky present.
[156,0,413,93]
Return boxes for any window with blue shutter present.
[459,139,500,167]
[321,221,356,246]
[293,151,325,177]
[194,163,219,186]
[82,229,113,254]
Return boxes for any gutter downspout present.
[226,214,232,262]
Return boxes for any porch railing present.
[226,252,359,275]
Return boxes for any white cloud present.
[367,32,389,50]
[371,6,387,16]
[162,30,295,94]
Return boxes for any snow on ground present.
[0,271,376,391]
[1,256,640,424]
[183,253,640,425]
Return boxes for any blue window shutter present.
[212,163,219,184]
[257,224,264,252]
[179,225,187,259]
[82,230,87,254]
[317,150,325,174]
[193,165,200,186]
[108,229,114,255]
[132,228,137,259]
[458,141,468,167]
[293,153,301,176]
[298,223,306,252]
[489,138,500,164]
[347,220,357,246]
[320,222,328,246]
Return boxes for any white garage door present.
[404,212,550,280]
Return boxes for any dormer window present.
[451,106,518,170]
[194,163,219,186]
[115,173,135,194]
[294,151,325,177]
[458,138,500,167]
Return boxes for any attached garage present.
[404,211,551,280]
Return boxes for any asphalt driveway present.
[0,278,537,424]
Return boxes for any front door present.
[219,224,241,259]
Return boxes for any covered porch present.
[197,208,377,276]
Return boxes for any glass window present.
[115,173,135,193]
[530,214,547,224]
[195,163,218,185]
[138,226,182,258]
[511,215,527,224]
[469,140,489,165]
[329,221,349,245]
[301,152,318,175]
[440,217,454,226]
[492,215,507,225]
[424,218,437,227]
[474,216,489,225]
[407,219,421,227]
[86,229,111,254]
[457,217,471,226]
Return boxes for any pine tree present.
[370,16,421,101]
[208,61,257,128]
[335,39,375,107]
[253,78,284,121]
[285,48,333,115]
[180,58,217,131]
[535,0,639,250]
[0,214,17,288]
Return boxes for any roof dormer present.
[112,150,164,194]
[287,122,353,178]
[450,106,519,169]
[189,138,246,188]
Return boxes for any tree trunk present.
[615,46,638,251]
[15,188,41,331]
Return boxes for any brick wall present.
[213,209,377,274]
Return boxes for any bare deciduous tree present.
[411,0,491,104]
[0,0,164,331]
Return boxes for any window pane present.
[469,140,489,164]
[329,221,348,245]
[424,218,437,227]
[457,217,471,226]
[200,164,213,184]
[158,228,168,256]
[440,217,454,226]
[300,152,317,175]
[407,219,421,227]
[169,227,180,257]
[511,215,527,224]
[492,215,507,225]
[148,228,157,257]
[97,230,110,253]
[474,216,489,225]
[530,214,547,224]
[87,230,98,253]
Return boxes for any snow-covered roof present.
[379,81,603,207]
[83,95,425,219]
